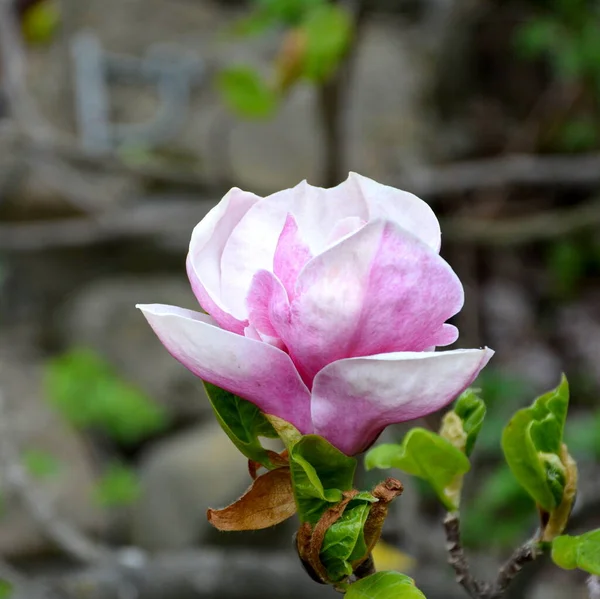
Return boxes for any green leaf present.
[301,4,353,82]
[216,67,278,119]
[321,497,375,582]
[94,463,140,508]
[365,429,470,511]
[501,375,569,511]
[345,571,427,599]
[290,435,356,524]
[203,382,279,469]
[452,388,487,456]
[552,530,600,575]
[0,579,13,599]
[45,348,168,444]
[22,450,61,480]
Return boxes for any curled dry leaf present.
[207,467,296,531]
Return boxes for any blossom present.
[137,173,493,455]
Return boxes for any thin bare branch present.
[443,513,485,599]
[443,513,543,599]
[400,153,600,196]
[3,194,600,252]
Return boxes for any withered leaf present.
[207,467,296,531]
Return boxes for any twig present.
[443,513,543,599]
[443,513,485,599]
[491,541,542,599]
[399,152,600,196]
[442,196,600,245]
[317,0,368,187]
[0,392,111,564]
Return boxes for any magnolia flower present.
[138,173,493,455]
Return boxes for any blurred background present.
[0,0,599,598]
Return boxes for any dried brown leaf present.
[207,467,296,531]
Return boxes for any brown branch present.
[443,513,485,599]
[443,513,543,599]
[491,542,542,599]
[3,194,600,252]
[400,152,600,196]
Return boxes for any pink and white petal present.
[219,179,369,318]
[273,214,312,300]
[430,324,459,347]
[284,221,382,383]
[348,222,464,356]
[246,270,291,340]
[285,220,463,383]
[348,173,441,252]
[326,216,366,247]
[311,348,494,455]
[187,187,261,333]
[137,303,312,434]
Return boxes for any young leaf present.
[345,571,427,599]
[452,388,487,456]
[216,67,278,119]
[301,4,353,82]
[501,375,569,511]
[290,435,356,524]
[203,382,279,469]
[207,467,296,531]
[320,495,378,582]
[552,530,600,576]
[365,429,470,511]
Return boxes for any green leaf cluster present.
[501,375,569,511]
[45,348,168,444]
[289,435,356,523]
[345,571,426,599]
[365,428,470,511]
[219,0,353,120]
[321,493,377,582]
[552,530,600,575]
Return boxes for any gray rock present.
[59,276,212,421]
[132,421,285,550]
[0,349,106,558]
